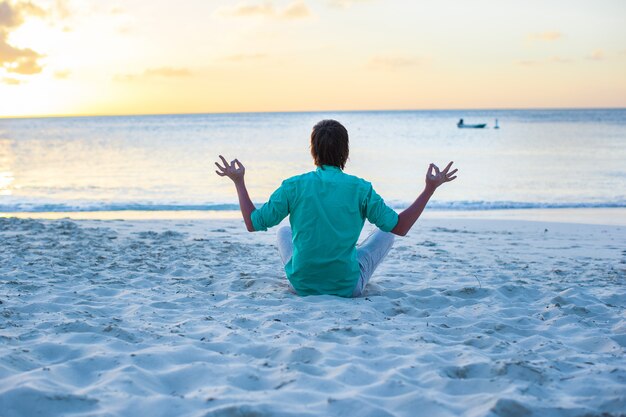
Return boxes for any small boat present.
[457,118,486,129]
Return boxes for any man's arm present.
[391,161,457,236]
[215,155,256,232]
[233,179,255,232]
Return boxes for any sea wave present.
[418,200,626,211]
[1,200,626,213]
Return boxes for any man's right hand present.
[392,161,458,236]
[425,161,457,191]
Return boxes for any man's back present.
[252,165,398,297]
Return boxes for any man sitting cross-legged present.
[215,119,457,297]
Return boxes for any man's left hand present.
[215,155,245,183]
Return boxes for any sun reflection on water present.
[0,139,15,196]
[0,172,13,195]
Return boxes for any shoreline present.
[2,207,626,226]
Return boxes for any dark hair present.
[310,119,349,170]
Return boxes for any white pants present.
[276,226,395,297]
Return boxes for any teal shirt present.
[251,165,398,297]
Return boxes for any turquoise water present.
[0,109,625,212]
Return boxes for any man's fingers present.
[215,162,226,172]
[447,175,457,181]
[427,164,435,176]
[442,161,453,174]
[433,164,440,175]
[215,170,226,177]
[219,155,229,168]
[447,168,458,176]
[234,159,244,170]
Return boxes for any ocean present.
[1,109,625,215]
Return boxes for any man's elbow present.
[390,225,407,237]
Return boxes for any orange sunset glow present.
[1,0,625,117]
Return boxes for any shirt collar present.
[317,165,342,172]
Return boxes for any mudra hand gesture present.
[215,155,245,183]
[426,161,457,191]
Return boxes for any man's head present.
[310,119,349,170]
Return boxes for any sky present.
[0,0,625,117]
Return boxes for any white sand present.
[0,216,624,417]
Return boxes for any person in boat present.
[457,118,464,127]
[215,120,457,297]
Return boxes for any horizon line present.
[1,106,625,121]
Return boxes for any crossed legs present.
[276,226,394,297]
[352,228,395,296]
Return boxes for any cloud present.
[110,6,124,15]
[217,1,311,20]
[0,1,46,77]
[53,0,70,19]
[115,67,193,82]
[5,53,42,74]
[54,69,70,79]
[221,2,274,17]
[328,0,370,9]
[223,53,267,62]
[368,55,421,69]
[0,33,44,75]
[0,1,45,28]
[516,59,539,67]
[549,56,573,64]
[117,24,132,34]
[528,31,563,41]
[515,56,575,67]
[0,32,37,60]
[587,49,604,61]
[281,1,310,18]
[144,67,192,77]
[107,4,135,34]
[1,76,20,84]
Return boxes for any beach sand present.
[0,216,624,417]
